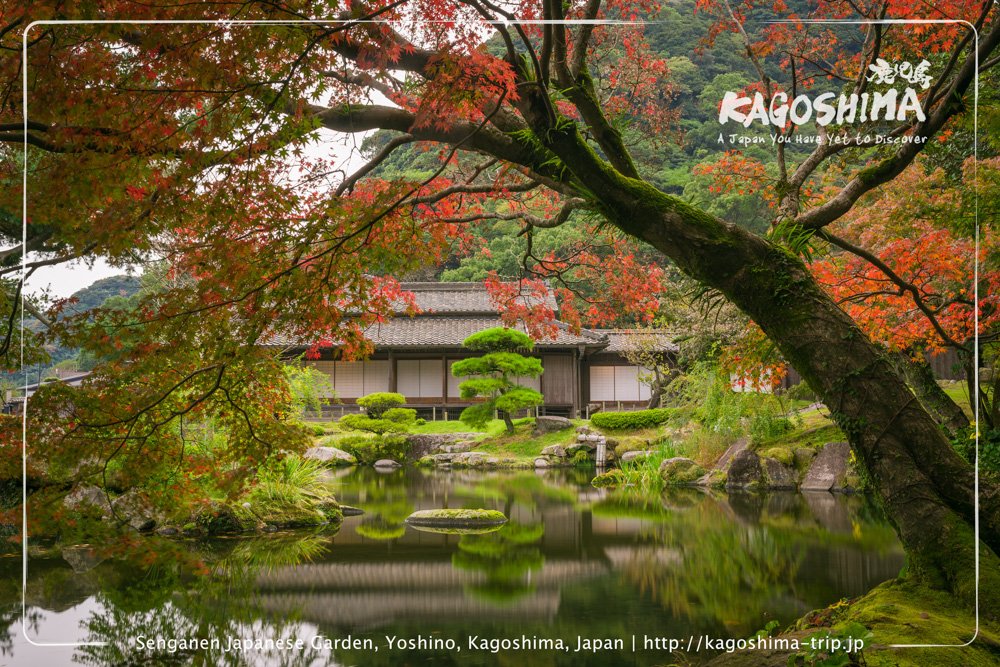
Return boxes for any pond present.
[2,466,904,666]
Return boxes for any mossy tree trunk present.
[889,351,971,439]
[522,116,999,604]
[615,182,997,603]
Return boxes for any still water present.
[2,467,904,665]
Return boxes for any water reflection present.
[3,467,904,665]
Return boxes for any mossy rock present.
[658,457,706,485]
[700,468,727,488]
[613,437,648,457]
[194,502,259,535]
[760,446,794,467]
[793,447,816,470]
[405,509,507,528]
[317,500,344,523]
[262,505,327,529]
[416,456,436,467]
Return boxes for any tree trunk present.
[889,351,970,438]
[536,145,1000,600]
[502,411,515,434]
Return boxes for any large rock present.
[697,438,749,487]
[760,457,797,490]
[534,457,549,468]
[620,450,656,463]
[437,442,475,454]
[452,451,490,466]
[373,458,402,469]
[726,449,763,489]
[801,442,851,491]
[111,490,158,531]
[406,433,480,458]
[716,438,749,471]
[303,446,356,466]
[540,444,567,458]
[63,485,111,518]
[534,416,574,434]
[659,457,706,485]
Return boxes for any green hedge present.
[590,408,675,431]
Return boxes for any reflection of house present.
[266,282,677,418]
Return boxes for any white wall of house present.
[309,357,547,402]
[308,359,389,399]
[589,365,652,402]
[397,359,444,399]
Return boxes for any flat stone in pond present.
[373,459,402,469]
[405,509,508,529]
[340,505,364,517]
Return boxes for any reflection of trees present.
[453,522,545,604]
[355,517,407,540]
[335,468,414,542]
[453,471,579,519]
[66,536,334,666]
[609,492,809,636]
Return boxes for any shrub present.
[338,434,411,464]
[591,408,675,431]
[357,392,406,418]
[340,395,417,435]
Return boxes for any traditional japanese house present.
[266,282,677,419]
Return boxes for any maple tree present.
[0,0,998,606]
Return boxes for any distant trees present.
[452,328,543,433]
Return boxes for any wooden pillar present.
[388,350,397,393]
[441,355,448,403]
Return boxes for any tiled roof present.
[396,282,558,315]
[593,329,679,354]
[267,316,607,349]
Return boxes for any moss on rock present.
[659,457,706,485]
[405,508,507,528]
[194,502,259,535]
[760,446,794,467]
